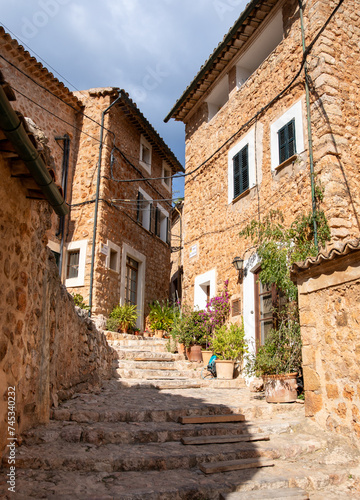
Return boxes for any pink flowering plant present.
[201,280,231,348]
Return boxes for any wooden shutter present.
[155,207,160,237]
[166,216,170,245]
[149,203,153,233]
[137,191,143,222]
[278,119,296,164]
[233,144,249,199]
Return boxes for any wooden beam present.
[179,414,245,424]
[181,433,270,446]
[199,458,274,474]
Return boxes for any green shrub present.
[72,293,90,310]
[211,321,247,361]
[148,300,174,331]
[106,304,138,332]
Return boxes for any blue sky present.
[1,0,248,199]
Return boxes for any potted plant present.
[245,304,302,402]
[172,308,207,362]
[201,280,231,366]
[148,300,174,338]
[106,303,138,333]
[211,320,247,379]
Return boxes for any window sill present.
[274,154,298,172]
[232,188,250,204]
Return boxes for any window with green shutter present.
[233,144,249,199]
[278,119,296,164]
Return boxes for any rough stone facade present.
[66,88,182,329]
[0,27,82,256]
[0,150,113,457]
[166,0,360,348]
[170,201,183,303]
[291,240,360,448]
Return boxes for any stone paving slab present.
[2,434,325,473]
[22,419,295,446]
[0,461,357,500]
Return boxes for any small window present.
[126,257,139,306]
[65,240,87,288]
[155,205,170,243]
[162,162,172,191]
[278,119,296,164]
[231,299,241,317]
[137,189,152,231]
[233,144,249,199]
[109,249,118,271]
[139,136,152,173]
[67,250,80,279]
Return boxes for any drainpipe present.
[89,94,122,316]
[0,84,68,216]
[299,0,318,250]
[55,134,70,278]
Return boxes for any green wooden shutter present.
[166,217,170,245]
[278,119,296,164]
[233,144,249,199]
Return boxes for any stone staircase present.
[0,334,359,499]
[107,332,246,389]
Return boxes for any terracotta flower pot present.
[202,350,213,366]
[177,342,185,356]
[154,330,164,338]
[263,373,298,403]
[215,360,235,379]
[186,345,203,362]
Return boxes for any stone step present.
[116,350,180,361]
[2,436,324,473]
[116,378,203,389]
[111,343,168,353]
[0,460,350,499]
[23,419,296,446]
[115,368,202,379]
[200,378,246,388]
[221,487,309,499]
[116,359,201,371]
[51,399,237,424]
[108,338,168,348]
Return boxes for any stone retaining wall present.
[0,154,113,457]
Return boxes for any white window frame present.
[139,135,152,174]
[138,187,153,231]
[194,269,216,310]
[228,128,256,203]
[270,99,305,171]
[162,161,172,191]
[64,239,87,288]
[157,204,169,243]
[106,240,120,273]
[120,243,146,330]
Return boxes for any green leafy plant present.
[148,300,174,331]
[245,303,301,377]
[210,320,248,361]
[106,303,138,332]
[72,293,90,311]
[240,204,330,376]
[171,306,208,347]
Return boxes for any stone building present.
[291,239,360,447]
[170,200,184,303]
[165,0,360,349]
[0,43,113,456]
[67,88,183,329]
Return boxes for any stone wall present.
[180,0,360,325]
[67,89,173,326]
[294,248,360,447]
[0,27,82,257]
[0,152,113,457]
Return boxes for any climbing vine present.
[240,190,330,301]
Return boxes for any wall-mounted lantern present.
[232,256,244,280]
